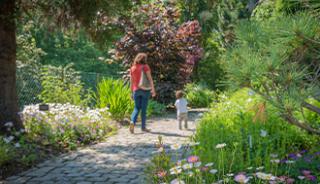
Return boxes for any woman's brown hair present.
[133,53,147,64]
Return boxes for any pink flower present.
[201,166,209,172]
[286,178,295,184]
[234,173,249,183]
[157,170,167,178]
[305,175,317,181]
[302,170,311,176]
[187,155,199,163]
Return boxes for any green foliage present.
[147,100,167,117]
[185,83,215,108]
[23,104,113,150]
[225,14,320,133]
[147,89,320,183]
[39,64,91,106]
[95,79,133,121]
[0,139,16,166]
[194,89,319,172]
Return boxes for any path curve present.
[4,113,201,184]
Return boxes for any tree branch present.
[283,114,320,135]
[302,101,320,115]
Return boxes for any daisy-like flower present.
[157,170,167,178]
[256,166,264,171]
[3,136,14,144]
[234,173,250,183]
[14,142,21,148]
[270,159,280,164]
[205,162,214,167]
[194,162,202,168]
[210,169,218,174]
[298,176,305,180]
[285,160,295,164]
[201,166,209,172]
[256,172,276,181]
[270,154,278,158]
[188,142,200,147]
[186,171,194,177]
[170,178,185,184]
[187,155,199,163]
[215,143,227,149]
[171,143,181,150]
[227,173,234,177]
[4,122,13,127]
[170,166,182,175]
[260,130,267,137]
[182,163,193,170]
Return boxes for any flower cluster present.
[22,103,112,149]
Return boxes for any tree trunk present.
[0,0,23,133]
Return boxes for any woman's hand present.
[151,88,156,97]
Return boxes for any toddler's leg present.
[184,114,188,129]
[178,115,182,130]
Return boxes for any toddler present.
[175,90,188,130]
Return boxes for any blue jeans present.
[131,89,150,129]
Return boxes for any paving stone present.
[6,113,199,184]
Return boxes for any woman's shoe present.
[129,123,134,134]
[142,128,151,132]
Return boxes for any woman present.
[129,53,156,133]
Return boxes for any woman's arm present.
[146,71,156,97]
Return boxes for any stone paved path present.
[4,112,202,184]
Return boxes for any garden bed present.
[0,103,116,180]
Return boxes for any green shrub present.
[193,89,319,176]
[185,83,216,108]
[147,89,320,183]
[95,78,133,121]
[0,138,16,166]
[39,64,91,106]
[147,100,167,117]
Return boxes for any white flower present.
[205,162,214,167]
[170,179,185,184]
[182,163,193,170]
[14,143,21,148]
[3,136,14,144]
[270,159,280,164]
[194,162,201,168]
[188,142,200,146]
[170,143,181,150]
[298,176,305,180]
[227,173,234,177]
[4,122,13,127]
[186,171,194,177]
[98,56,105,61]
[285,160,295,164]
[248,90,255,96]
[170,166,182,175]
[270,154,278,158]
[260,130,267,137]
[256,172,276,181]
[247,98,252,103]
[215,143,227,149]
[256,166,264,171]
[209,169,218,174]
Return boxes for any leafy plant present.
[147,100,167,117]
[39,64,91,107]
[146,89,320,183]
[225,14,320,134]
[114,0,203,103]
[95,78,133,121]
[185,83,215,108]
